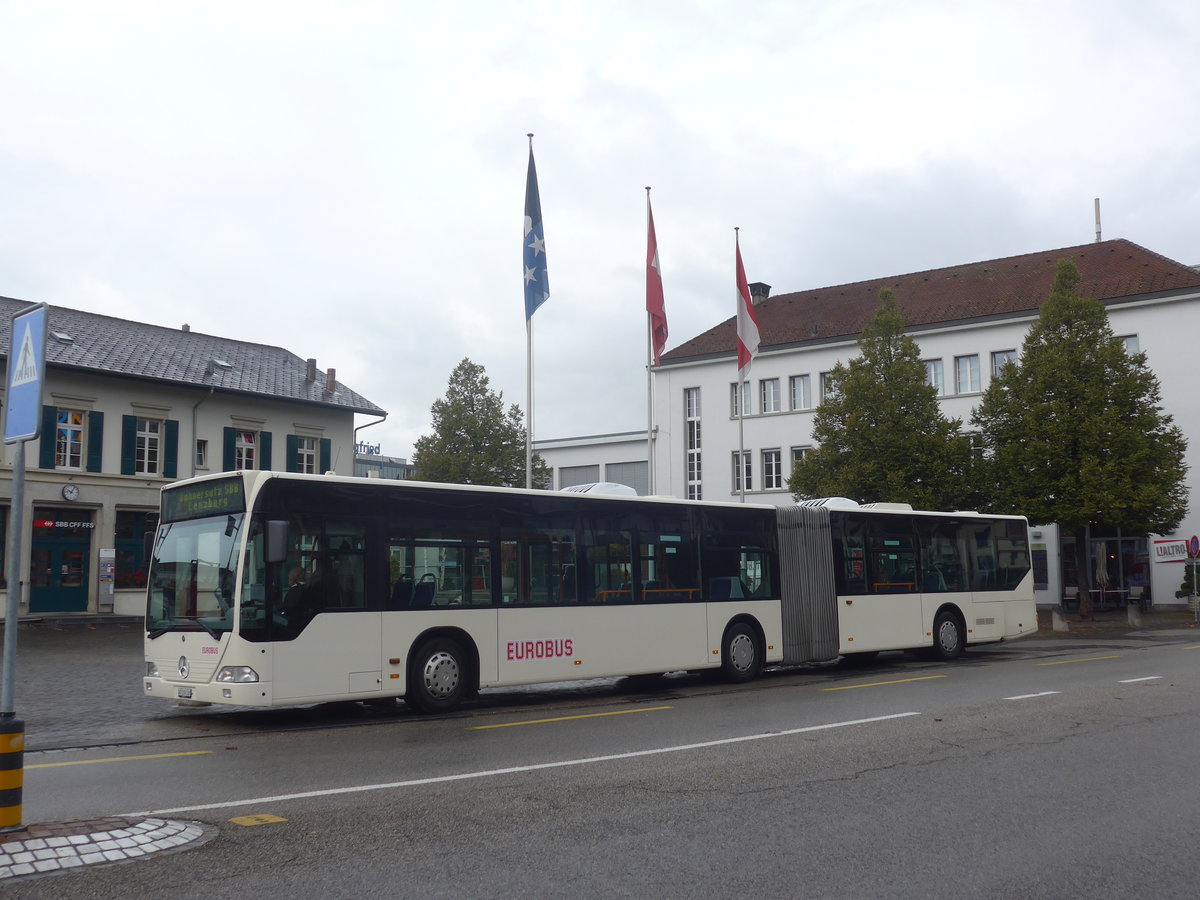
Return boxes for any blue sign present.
[4,303,48,443]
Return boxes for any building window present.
[0,508,6,590]
[925,359,944,395]
[196,439,209,470]
[729,381,751,416]
[966,432,986,460]
[235,431,257,470]
[991,350,1017,378]
[135,418,161,476]
[295,437,318,474]
[56,409,86,469]
[760,378,781,413]
[732,451,752,493]
[685,387,702,500]
[955,355,980,393]
[762,449,782,490]
[819,371,838,402]
[791,446,811,471]
[559,464,600,488]
[790,374,812,410]
[1121,335,1140,355]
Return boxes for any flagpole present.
[736,227,746,503]
[525,133,534,491]
[526,315,534,489]
[522,132,549,490]
[645,186,655,496]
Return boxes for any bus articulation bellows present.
[143,471,1037,712]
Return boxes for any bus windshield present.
[146,512,243,638]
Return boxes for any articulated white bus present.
[143,471,1038,712]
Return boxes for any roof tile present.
[662,239,1200,362]
[0,297,385,415]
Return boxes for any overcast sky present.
[2,1,1197,461]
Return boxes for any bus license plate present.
[177,687,193,699]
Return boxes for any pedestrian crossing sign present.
[4,302,48,443]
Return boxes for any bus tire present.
[408,637,467,714]
[720,622,762,683]
[932,610,965,660]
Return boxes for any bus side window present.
[832,514,867,595]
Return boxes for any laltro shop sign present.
[1153,536,1199,562]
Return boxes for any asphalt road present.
[4,623,1200,898]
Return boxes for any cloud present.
[1,0,1196,460]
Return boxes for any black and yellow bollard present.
[0,716,24,832]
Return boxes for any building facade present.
[539,239,1200,608]
[0,297,385,617]
[533,432,651,494]
[354,452,416,480]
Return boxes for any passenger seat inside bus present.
[410,574,437,608]
[389,575,414,609]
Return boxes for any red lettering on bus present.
[504,638,574,661]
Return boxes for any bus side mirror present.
[143,532,154,564]
[266,520,289,564]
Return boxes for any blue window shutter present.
[259,431,272,470]
[319,438,331,474]
[286,434,299,473]
[223,427,236,471]
[164,420,179,479]
[39,406,57,469]
[121,415,137,475]
[86,412,104,472]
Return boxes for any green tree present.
[412,358,551,488]
[972,260,1188,617]
[788,291,975,509]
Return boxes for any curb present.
[1,615,144,629]
[0,816,215,880]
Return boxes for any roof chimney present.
[324,367,336,396]
[749,282,771,304]
[306,358,317,382]
[182,323,190,333]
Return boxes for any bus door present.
[272,521,383,702]
[836,517,924,651]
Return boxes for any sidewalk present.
[1033,605,1198,639]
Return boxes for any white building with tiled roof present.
[0,297,385,617]
[538,239,1200,609]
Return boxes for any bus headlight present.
[216,666,260,684]
[145,661,160,677]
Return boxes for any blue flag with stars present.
[523,145,549,319]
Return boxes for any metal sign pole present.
[2,301,48,832]
[2,442,25,716]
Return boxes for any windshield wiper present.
[147,617,221,640]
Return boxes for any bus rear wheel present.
[932,610,965,660]
[408,637,467,714]
[721,622,762,683]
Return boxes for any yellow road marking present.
[1185,645,1200,650]
[230,814,287,826]
[821,675,946,692]
[27,750,212,769]
[468,706,672,730]
[1036,655,1121,667]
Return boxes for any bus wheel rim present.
[423,651,460,697]
[938,620,958,653]
[729,633,755,671]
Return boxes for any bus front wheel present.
[932,611,965,660]
[408,637,467,714]
[721,622,762,683]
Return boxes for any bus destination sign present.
[163,477,246,522]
